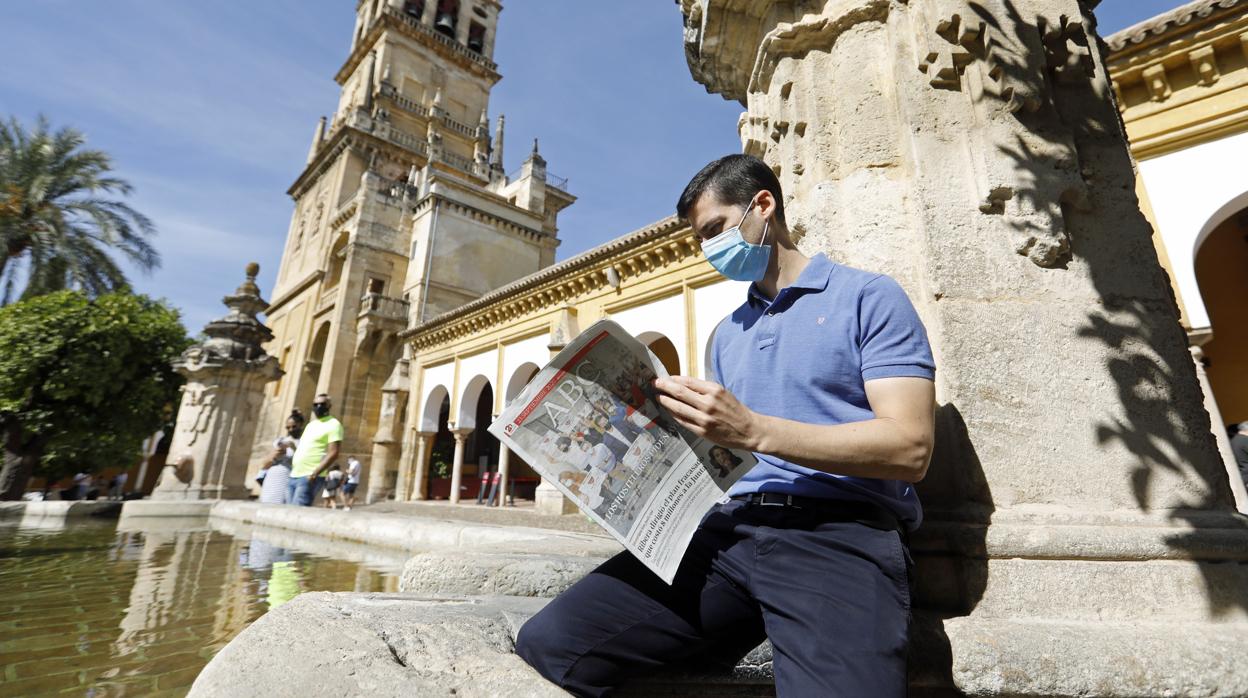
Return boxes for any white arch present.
[1194,190,1248,258]
[693,280,748,380]
[419,384,449,432]
[636,332,681,375]
[505,362,540,401]
[1137,129,1248,329]
[610,294,688,374]
[457,374,492,429]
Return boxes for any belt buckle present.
[756,493,793,508]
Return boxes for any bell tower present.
[253,0,575,499]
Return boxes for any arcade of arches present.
[390,217,742,509]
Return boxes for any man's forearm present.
[751,414,931,483]
[313,444,341,478]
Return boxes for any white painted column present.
[496,443,510,507]
[409,432,434,500]
[449,429,470,504]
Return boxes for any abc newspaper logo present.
[504,424,516,436]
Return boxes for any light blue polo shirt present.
[711,253,935,530]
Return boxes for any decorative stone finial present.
[235,262,261,297]
[184,262,275,365]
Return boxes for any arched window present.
[325,233,349,288]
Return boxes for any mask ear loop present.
[752,195,771,247]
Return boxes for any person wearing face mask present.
[287,394,344,507]
[516,154,936,697]
[259,410,305,504]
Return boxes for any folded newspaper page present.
[489,320,756,583]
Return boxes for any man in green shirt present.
[287,393,344,506]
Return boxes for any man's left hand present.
[654,376,761,451]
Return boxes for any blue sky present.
[0,1,1181,332]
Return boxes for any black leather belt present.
[732,492,904,535]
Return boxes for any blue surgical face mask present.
[701,200,771,282]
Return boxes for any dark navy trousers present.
[515,499,913,697]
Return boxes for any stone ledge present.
[0,500,122,520]
[400,551,606,597]
[189,592,777,698]
[119,500,215,519]
[189,593,561,698]
[917,614,1248,697]
[193,592,1248,697]
[208,500,622,558]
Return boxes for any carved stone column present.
[152,264,282,501]
[679,1,1248,693]
[535,310,581,515]
[449,428,471,504]
[366,359,409,504]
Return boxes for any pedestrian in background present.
[260,410,304,504]
[287,394,343,506]
[322,464,344,509]
[342,455,362,510]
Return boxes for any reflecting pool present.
[0,516,406,696]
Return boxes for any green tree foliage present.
[0,290,190,498]
[0,115,159,303]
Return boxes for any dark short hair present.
[676,154,786,225]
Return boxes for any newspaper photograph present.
[488,319,756,583]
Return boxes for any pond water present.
[0,516,407,696]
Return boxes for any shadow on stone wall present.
[973,0,1245,615]
[911,404,992,695]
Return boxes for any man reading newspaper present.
[517,154,936,697]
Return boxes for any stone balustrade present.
[358,293,410,323]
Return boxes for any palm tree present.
[0,115,158,303]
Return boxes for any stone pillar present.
[455,0,474,44]
[535,311,580,515]
[1191,345,1248,513]
[449,428,470,504]
[409,431,435,500]
[366,360,409,504]
[151,264,282,501]
[534,479,577,516]
[496,442,510,507]
[678,2,1248,694]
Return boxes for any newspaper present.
[489,320,756,583]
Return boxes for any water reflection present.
[0,516,404,696]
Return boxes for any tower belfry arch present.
[250,0,576,493]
